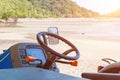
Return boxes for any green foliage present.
[0,0,100,20]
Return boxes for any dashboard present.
[10,43,47,68]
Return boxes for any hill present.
[0,0,100,21]
[28,0,100,18]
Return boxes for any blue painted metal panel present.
[0,67,88,80]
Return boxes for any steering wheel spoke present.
[63,48,75,55]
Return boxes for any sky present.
[71,0,120,14]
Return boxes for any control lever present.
[55,60,78,66]
[26,56,42,63]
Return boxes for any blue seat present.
[0,49,13,69]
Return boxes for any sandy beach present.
[0,18,120,77]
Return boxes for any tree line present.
[0,0,100,22]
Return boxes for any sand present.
[0,18,120,77]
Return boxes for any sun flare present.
[72,0,120,14]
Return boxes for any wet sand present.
[0,18,120,77]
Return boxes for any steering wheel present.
[37,32,80,60]
[36,32,80,69]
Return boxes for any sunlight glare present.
[72,0,120,14]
